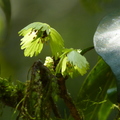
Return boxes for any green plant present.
[0,0,120,120]
[16,21,90,120]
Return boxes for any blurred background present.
[0,0,120,119]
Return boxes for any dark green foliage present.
[80,0,113,12]
[78,59,117,120]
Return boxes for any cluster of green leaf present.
[55,48,89,77]
[19,22,89,78]
[1,0,120,120]
[19,22,64,58]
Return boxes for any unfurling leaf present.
[67,50,89,75]
[56,49,89,77]
[61,56,67,73]
[19,22,64,58]
[44,56,54,74]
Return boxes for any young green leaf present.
[61,56,67,74]
[55,56,65,75]
[44,56,54,74]
[55,49,89,77]
[20,29,44,57]
[49,28,64,59]
[67,50,89,75]
[19,22,51,57]
[19,22,50,35]
[19,22,64,58]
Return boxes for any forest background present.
[0,0,120,119]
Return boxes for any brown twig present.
[50,96,62,118]
[57,76,83,120]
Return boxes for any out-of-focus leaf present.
[0,0,11,24]
[107,88,117,104]
[98,87,119,120]
[80,0,112,13]
[98,97,113,120]
[0,0,11,42]
[0,17,5,41]
[98,81,117,120]
[77,58,116,120]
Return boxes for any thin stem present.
[57,76,83,120]
[80,46,94,55]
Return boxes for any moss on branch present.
[0,59,83,120]
[0,77,25,109]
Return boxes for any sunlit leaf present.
[61,48,73,57]
[55,49,89,77]
[67,50,89,75]
[44,56,54,74]
[20,30,44,57]
[49,28,64,59]
[19,22,50,57]
[55,56,65,74]
[19,22,50,35]
[19,28,32,36]
[19,22,65,58]
[61,56,67,74]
